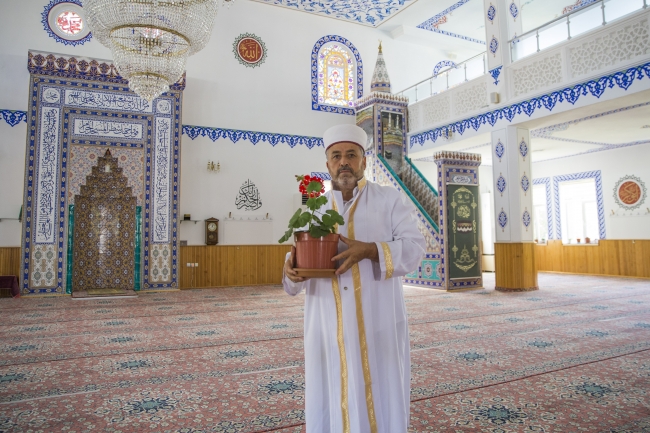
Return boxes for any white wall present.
[179,135,327,245]
[0,122,25,246]
[0,0,447,247]
[531,145,650,240]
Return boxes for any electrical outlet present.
[186,263,191,267]
[195,263,199,267]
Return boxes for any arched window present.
[311,36,363,115]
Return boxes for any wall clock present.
[205,217,219,245]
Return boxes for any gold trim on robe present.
[380,242,394,279]
[331,276,350,433]
[346,180,378,433]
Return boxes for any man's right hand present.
[284,246,310,284]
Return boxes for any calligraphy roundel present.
[613,175,646,210]
[233,33,267,68]
[42,0,92,46]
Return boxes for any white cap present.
[323,124,368,152]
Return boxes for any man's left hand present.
[332,235,379,275]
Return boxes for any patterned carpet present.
[0,273,649,432]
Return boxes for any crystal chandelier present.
[83,0,226,102]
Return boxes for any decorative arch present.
[432,60,456,78]
[311,35,363,116]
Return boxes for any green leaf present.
[316,196,328,207]
[298,211,312,227]
[288,208,302,228]
[321,213,334,228]
[306,181,323,194]
[278,228,293,244]
[309,225,330,238]
[305,197,319,211]
[325,209,345,225]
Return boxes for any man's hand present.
[284,246,310,284]
[331,235,379,276]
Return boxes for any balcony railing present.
[510,0,648,61]
[395,52,487,104]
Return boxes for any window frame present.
[553,171,606,241]
[532,177,553,242]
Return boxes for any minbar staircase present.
[377,154,439,233]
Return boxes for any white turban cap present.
[323,124,368,152]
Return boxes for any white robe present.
[283,178,426,433]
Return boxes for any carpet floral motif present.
[0,273,649,431]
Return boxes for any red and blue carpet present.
[0,273,649,432]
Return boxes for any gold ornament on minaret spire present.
[378,40,383,54]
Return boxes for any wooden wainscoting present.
[179,245,292,289]
[535,240,650,278]
[0,247,21,277]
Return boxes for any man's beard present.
[331,165,362,190]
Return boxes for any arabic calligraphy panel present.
[64,89,153,113]
[72,118,144,140]
[151,117,172,243]
[34,106,61,244]
[235,179,263,211]
[447,184,481,280]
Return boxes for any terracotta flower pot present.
[294,232,339,269]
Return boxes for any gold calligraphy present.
[618,181,642,205]
[450,187,478,273]
[237,38,264,64]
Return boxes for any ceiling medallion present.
[83,0,232,102]
[42,0,92,46]
[613,175,646,210]
[233,33,268,68]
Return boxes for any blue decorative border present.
[252,0,414,27]
[553,171,605,240]
[410,61,650,148]
[425,28,486,45]
[311,171,331,180]
[311,35,363,116]
[433,60,457,78]
[41,0,92,46]
[1,110,27,126]
[183,125,323,149]
[489,66,502,85]
[417,0,485,45]
[418,0,472,30]
[532,177,553,240]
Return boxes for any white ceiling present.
[409,89,650,165]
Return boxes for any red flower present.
[297,174,325,198]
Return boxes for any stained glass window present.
[317,43,355,108]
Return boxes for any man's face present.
[326,142,366,190]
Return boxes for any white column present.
[506,0,523,42]
[483,0,512,105]
[491,126,534,243]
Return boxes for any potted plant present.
[279,175,345,272]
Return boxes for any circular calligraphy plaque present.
[233,33,267,68]
[618,181,642,205]
[613,175,647,210]
[43,0,92,46]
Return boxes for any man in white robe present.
[283,124,426,433]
